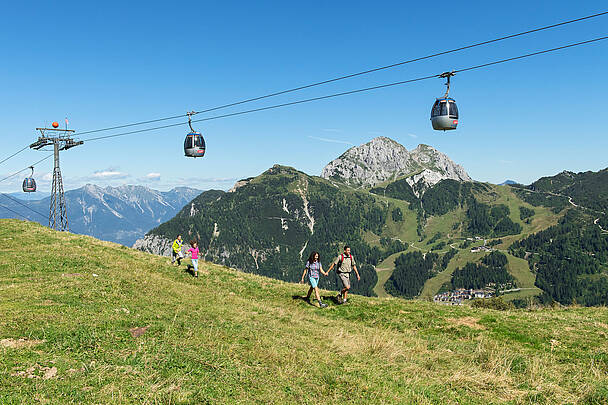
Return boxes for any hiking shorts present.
[338,272,351,289]
[309,276,319,288]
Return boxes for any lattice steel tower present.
[30,127,83,231]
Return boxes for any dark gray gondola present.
[22,166,36,192]
[431,71,459,131]
[184,132,206,157]
[184,111,206,158]
[431,98,458,130]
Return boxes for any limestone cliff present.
[321,137,471,195]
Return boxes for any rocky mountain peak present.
[409,144,470,181]
[83,183,102,192]
[320,137,471,192]
[321,137,417,188]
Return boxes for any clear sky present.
[1,0,607,193]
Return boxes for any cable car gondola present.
[22,166,36,193]
[184,111,206,158]
[431,71,459,131]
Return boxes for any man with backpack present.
[326,245,360,304]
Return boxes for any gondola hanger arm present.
[186,111,196,132]
[439,71,456,98]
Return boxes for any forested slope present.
[150,165,382,296]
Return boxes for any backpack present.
[337,254,353,272]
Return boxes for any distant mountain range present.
[6,192,48,200]
[0,185,201,246]
[499,180,519,186]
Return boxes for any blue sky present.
[1,1,607,193]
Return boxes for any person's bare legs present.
[314,287,321,302]
[342,287,349,301]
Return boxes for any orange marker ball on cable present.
[52,122,59,128]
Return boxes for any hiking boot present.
[319,301,328,308]
[342,298,348,304]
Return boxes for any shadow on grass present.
[322,294,343,305]
[291,294,317,306]
[184,265,196,277]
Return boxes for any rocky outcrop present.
[132,234,172,256]
[409,144,470,183]
[321,137,471,195]
[228,177,254,193]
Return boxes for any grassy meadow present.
[1,219,607,404]
[367,184,562,299]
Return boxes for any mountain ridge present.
[321,136,471,192]
[0,184,201,245]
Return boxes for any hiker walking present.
[186,240,200,277]
[171,235,183,266]
[326,245,360,304]
[300,251,328,308]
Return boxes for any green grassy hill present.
[368,183,561,299]
[1,219,607,404]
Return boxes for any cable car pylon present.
[29,126,83,231]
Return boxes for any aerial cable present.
[81,35,608,143]
[0,193,47,220]
[0,201,29,221]
[453,35,608,74]
[0,145,29,167]
[74,11,608,137]
[82,72,436,142]
[0,154,52,184]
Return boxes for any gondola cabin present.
[22,177,36,192]
[431,97,459,131]
[184,132,206,158]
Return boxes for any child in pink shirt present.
[187,240,200,278]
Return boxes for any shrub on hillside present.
[391,207,403,222]
[471,297,514,311]
[519,206,535,220]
